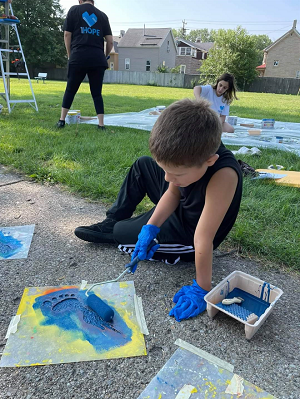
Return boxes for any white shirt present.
[200,85,230,116]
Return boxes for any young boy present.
[75,98,243,322]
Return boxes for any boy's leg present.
[74,156,168,242]
[114,209,195,265]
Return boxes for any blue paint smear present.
[0,231,23,258]
[216,287,270,321]
[33,288,132,352]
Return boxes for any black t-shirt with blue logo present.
[63,3,112,67]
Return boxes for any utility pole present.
[182,19,187,38]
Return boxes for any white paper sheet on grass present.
[82,108,300,156]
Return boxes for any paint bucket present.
[72,110,81,122]
[156,105,166,113]
[275,136,283,143]
[227,116,237,126]
[261,119,275,129]
[65,110,80,124]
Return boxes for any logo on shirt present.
[82,11,97,27]
[219,105,225,113]
[80,12,100,36]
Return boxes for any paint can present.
[227,116,237,126]
[65,110,80,124]
[155,105,166,113]
[261,119,275,129]
[275,136,283,143]
[72,110,81,122]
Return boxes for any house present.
[175,38,214,75]
[117,28,177,72]
[104,30,125,71]
[256,20,300,78]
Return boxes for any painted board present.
[256,169,300,188]
[0,225,35,259]
[0,281,146,367]
[137,347,277,399]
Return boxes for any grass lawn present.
[0,79,299,270]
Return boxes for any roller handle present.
[125,239,158,273]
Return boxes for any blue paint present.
[156,376,176,389]
[216,287,270,321]
[0,231,23,258]
[33,288,132,352]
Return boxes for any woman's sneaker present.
[74,218,117,243]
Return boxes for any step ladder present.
[0,0,38,113]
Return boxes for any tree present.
[200,26,259,89]
[252,34,273,66]
[186,29,216,43]
[172,28,216,43]
[11,0,66,67]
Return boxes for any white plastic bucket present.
[66,110,80,124]
[227,116,237,126]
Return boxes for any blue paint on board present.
[33,288,132,352]
[0,231,23,258]
[216,287,270,320]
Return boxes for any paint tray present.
[204,271,283,339]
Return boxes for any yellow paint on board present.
[2,283,146,367]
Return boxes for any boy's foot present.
[98,125,106,130]
[74,218,117,243]
[56,120,65,128]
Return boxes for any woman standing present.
[194,73,238,133]
[57,0,113,129]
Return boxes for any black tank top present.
[179,142,243,249]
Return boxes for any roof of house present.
[264,25,300,52]
[176,38,214,52]
[118,28,175,48]
[256,64,266,69]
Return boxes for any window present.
[146,60,151,72]
[273,60,279,66]
[178,47,195,56]
[110,62,114,70]
[167,40,170,53]
[180,65,186,74]
[125,58,130,70]
[296,71,300,79]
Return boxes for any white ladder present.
[0,0,38,113]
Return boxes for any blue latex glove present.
[169,280,209,322]
[129,224,160,273]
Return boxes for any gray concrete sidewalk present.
[0,165,299,399]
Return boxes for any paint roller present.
[85,240,158,322]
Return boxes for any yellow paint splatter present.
[158,394,162,399]
[191,387,198,393]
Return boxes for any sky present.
[59,0,300,42]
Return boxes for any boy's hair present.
[149,98,222,167]
[213,73,238,104]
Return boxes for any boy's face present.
[157,161,211,187]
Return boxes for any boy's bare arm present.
[147,183,181,227]
[194,167,238,291]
